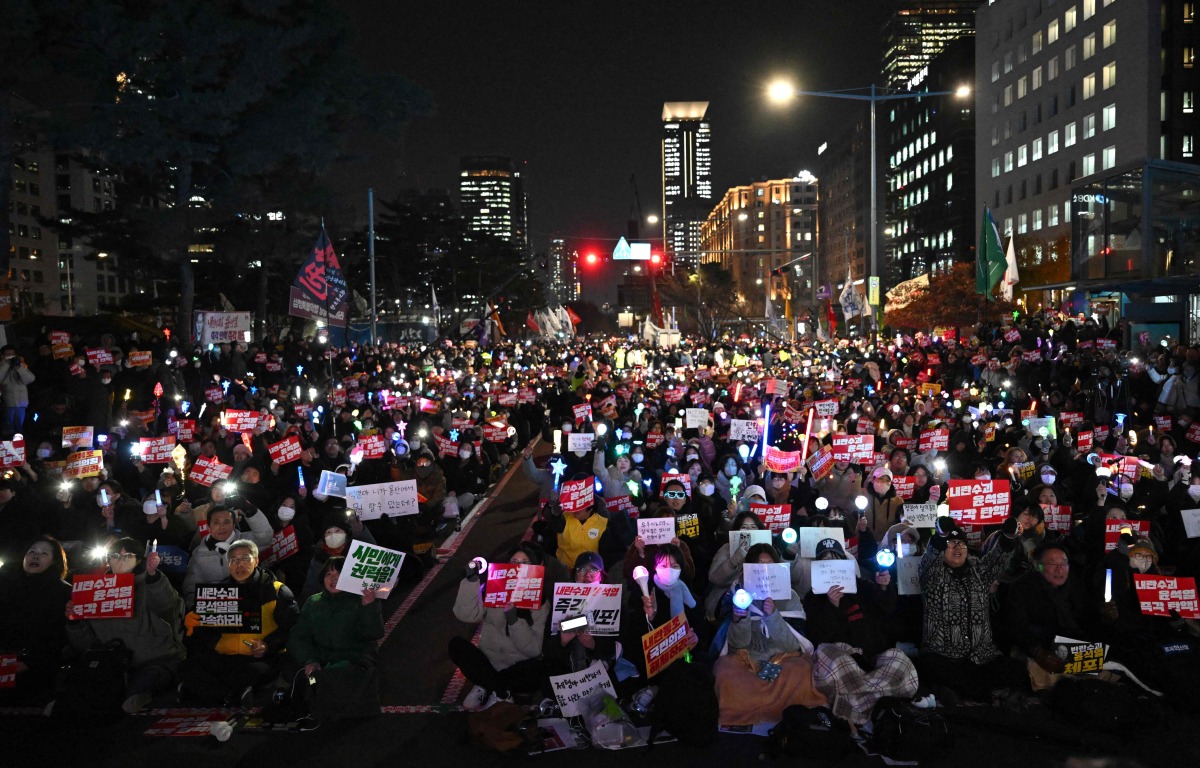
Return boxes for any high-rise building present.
[458,156,528,252]
[817,117,879,299]
[884,37,977,288]
[883,1,984,90]
[661,102,712,271]
[700,174,818,317]
[976,0,1200,341]
[546,237,578,305]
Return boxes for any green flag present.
[976,207,1006,301]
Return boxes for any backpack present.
[869,697,955,762]
[1045,676,1159,731]
[467,702,540,754]
[763,705,854,760]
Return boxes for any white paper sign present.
[742,562,791,601]
[810,559,858,595]
[1028,416,1057,438]
[317,470,347,498]
[685,408,709,429]
[346,480,420,519]
[1182,508,1200,539]
[567,432,596,453]
[903,502,941,529]
[728,529,773,552]
[729,419,762,442]
[334,540,405,597]
[549,583,623,635]
[637,516,676,546]
[548,660,617,718]
[799,527,846,559]
[896,557,922,595]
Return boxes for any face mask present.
[101,378,112,386]
[686,453,699,462]
[901,542,918,557]
[277,506,295,523]
[699,483,715,497]
[976,473,991,481]
[1119,485,1134,500]
[562,425,573,434]
[873,480,890,495]
[621,430,632,440]
[409,440,422,451]
[36,448,52,459]
[325,531,347,549]
[459,448,473,459]
[631,453,644,464]
[655,566,681,586]
[1041,474,1056,485]
[416,464,433,477]
[1189,485,1200,502]
[1129,555,1152,573]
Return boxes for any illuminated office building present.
[883,0,983,90]
[661,102,712,270]
[458,156,528,252]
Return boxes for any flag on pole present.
[525,312,539,333]
[1001,235,1020,302]
[288,224,348,326]
[976,207,1006,301]
[564,305,581,325]
[826,299,838,337]
[839,268,864,319]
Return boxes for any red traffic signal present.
[585,253,598,265]
[649,253,662,266]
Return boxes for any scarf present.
[652,573,696,618]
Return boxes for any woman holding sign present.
[61,536,186,714]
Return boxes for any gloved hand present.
[1001,516,1020,539]
[1034,648,1065,674]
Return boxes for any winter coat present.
[803,578,895,660]
[67,570,185,669]
[186,568,298,657]
[453,576,547,671]
[727,590,809,663]
[287,589,384,668]
[918,538,1014,663]
[0,357,35,407]
[182,508,274,608]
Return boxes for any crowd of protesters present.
[1,310,1200,741]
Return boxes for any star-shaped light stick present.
[549,457,568,490]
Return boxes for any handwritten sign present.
[742,562,791,601]
[903,502,941,528]
[71,573,134,620]
[483,563,545,610]
[800,527,846,559]
[550,583,623,635]
[684,408,709,429]
[637,516,676,546]
[347,480,420,519]
[549,661,617,718]
[946,479,1011,525]
[896,557,922,595]
[1181,509,1200,539]
[815,399,839,417]
[811,559,857,595]
[729,419,762,442]
[642,614,690,678]
[567,432,595,453]
[1134,575,1200,619]
[335,541,405,598]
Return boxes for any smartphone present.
[561,615,588,632]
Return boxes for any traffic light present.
[585,253,599,266]
[650,253,662,266]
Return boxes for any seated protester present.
[547,484,627,572]
[982,499,1062,589]
[861,465,903,542]
[267,493,316,592]
[622,501,696,584]
[299,511,377,605]
[658,477,713,578]
[787,514,864,600]
[182,502,274,609]
[804,538,918,728]
[706,511,766,622]
[442,439,488,527]
[714,453,748,506]
[905,463,943,506]
[1004,541,1095,692]
[765,468,818,520]
[453,543,551,711]
[1033,463,1072,507]
[235,462,276,518]
[0,536,72,705]
[122,493,197,555]
[284,556,384,722]
[543,552,618,675]
[917,517,1027,704]
[618,544,700,678]
[713,543,826,727]
[880,523,925,646]
[180,539,299,707]
[62,537,186,714]
[593,438,642,500]
[389,448,447,529]
[0,475,45,566]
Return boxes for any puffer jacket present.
[0,357,35,407]
[917,539,1014,664]
[453,576,548,671]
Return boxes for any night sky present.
[333,1,895,301]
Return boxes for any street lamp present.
[768,79,971,336]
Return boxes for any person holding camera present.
[0,344,35,439]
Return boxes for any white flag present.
[1001,236,1019,302]
[839,268,864,318]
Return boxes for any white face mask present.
[1129,555,1153,573]
[976,473,991,481]
[632,453,644,464]
[1041,474,1056,485]
[36,448,52,459]
[655,566,681,587]
[325,531,347,549]
[901,542,918,557]
[1119,485,1134,500]
[277,506,295,523]
[1188,484,1200,501]
[458,448,473,459]
[699,483,715,497]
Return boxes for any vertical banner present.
[641,614,691,678]
[288,225,349,327]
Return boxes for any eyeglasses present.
[1042,561,1070,570]
[107,553,136,561]
[228,555,256,565]
[416,460,432,468]
[662,490,687,500]
[945,541,968,550]
[576,566,600,576]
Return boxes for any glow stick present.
[800,408,815,464]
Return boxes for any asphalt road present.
[1,446,1198,767]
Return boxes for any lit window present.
[1005,151,1014,172]
[1082,153,1095,176]
[1084,113,1096,138]
[1005,85,1013,106]
[1185,91,1195,113]
[1033,66,1043,89]
[1103,103,1116,130]
[1083,34,1096,60]
[991,61,1000,82]
[1186,2,1196,23]
[1033,31,1044,54]
[1033,209,1044,230]
[1184,135,1195,158]
[1018,213,1028,234]
[1049,205,1060,227]
[1103,62,1116,89]
[1018,76,1028,98]
[1103,20,1117,47]
[1102,146,1116,170]
[1048,19,1060,44]
[1083,74,1096,99]
[1065,7,1077,33]
[1048,130,1060,154]
[1032,138,1044,160]
[1187,47,1196,69]
[1018,145,1028,167]
[1083,0,1096,20]
[1065,123,1077,146]
[1004,52,1013,73]
[1065,46,1077,70]
[1048,57,1059,80]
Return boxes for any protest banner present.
[559,477,595,515]
[130,409,155,427]
[671,511,698,539]
[52,342,74,360]
[892,476,916,500]
[85,347,114,368]
[1134,575,1200,619]
[335,541,406,598]
[138,435,176,464]
[660,472,691,495]
[637,516,676,545]
[357,434,387,460]
[70,573,135,619]
[0,436,24,469]
[267,435,303,465]
[762,446,802,474]
[729,529,773,552]
[549,661,617,718]
[567,432,595,453]
[128,350,153,368]
[896,557,922,595]
[1182,509,1200,539]
[742,562,791,601]
[750,503,791,533]
[220,409,260,434]
[316,470,347,498]
[800,527,846,559]
[549,583,623,635]
[193,584,260,631]
[832,434,874,464]
[1042,504,1073,533]
[64,449,104,479]
[811,560,857,595]
[483,563,546,610]
[572,403,592,423]
[644,433,665,450]
[642,614,690,678]
[814,399,838,417]
[1060,412,1085,429]
[187,455,232,487]
[604,494,638,520]
[260,526,301,567]
[806,444,835,481]
[1004,328,1021,343]
[154,546,190,574]
[434,433,457,459]
[918,428,949,452]
[946,479,1011,525]
[62,426,94,450]
[903,502,941,528]
[483,424,509,443]
[765,378,789,395]
[1104,519,1150,552]
[729,419,762,442]
[347,480,420,519]
[195,311,251,344]
[684,408,709,429]
[918,382,942,398]
[0,655,17,688]
[1055,636,1107,675]
[1029,416,1057,439]
[143,715,226,737]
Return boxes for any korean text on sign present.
[945,479,1011,525]
[483,563,545,610]
[335,541,406,598]
[71,573,135,619]
[641,613,690,678]
[549,583,622,635]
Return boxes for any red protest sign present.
[70,573,135,620]
[893,436,918,452]
[892,476,916,500]
[64,450,104,479]
[497,392,518,408]
[221,409,260,433]
[188,455,232,487]
[946,479,1011,525]
[483,424,509,443]
[1104,519,1150,552]
[518,387,536,404]
[1060,412,1085,430]
[832,434,874,464]
[807,445,835,481]
[483,563,545,610]
[85,347,114,368]
[1075,429,1094,452]
[204,386,224,403]
[1134,575,1200,618]
[260,525,301,567]
[267,435,303,465]
[138,436,176,464]
[434,433,457,459]
[751,503,791,533]
[644,433,665,450]
[918,428,950,452]
[605,494,639,520]
[660,472,691,496]
[1097,338,1117,350]
[62,426,94,450]
[559,477,594,515]
[763,445,803,474]
[662,388,685,404]
[642,613,690,678]
[128,351,153,367]
[0,654,16,688]
[0,436,24,469]
[1022,350,1043,362]
[1094,425,1110,443]
[572,403,593,423]
[783,405,805,424]
[358,434,386,459]
[173,419,196,442]
[1004,328,1021,343]
[1042,504,1073,532]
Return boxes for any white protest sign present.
[346,480,420,519]
[548,660,617,718]
[550,583,623,635]
[903,502,942,529]
[811,559,858,595]
[685,408,709,429]
[1028,416,1057,438]
[729,419,762,442]
[799,527,846,559]
[742,562,791,601]
[334,540,405,597]
[316,470,347,498]
[637,516,676,546]
[1182,509,1200,539]
[728,529,772,552]
[896,557,922,595]
[567,432,596,453]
